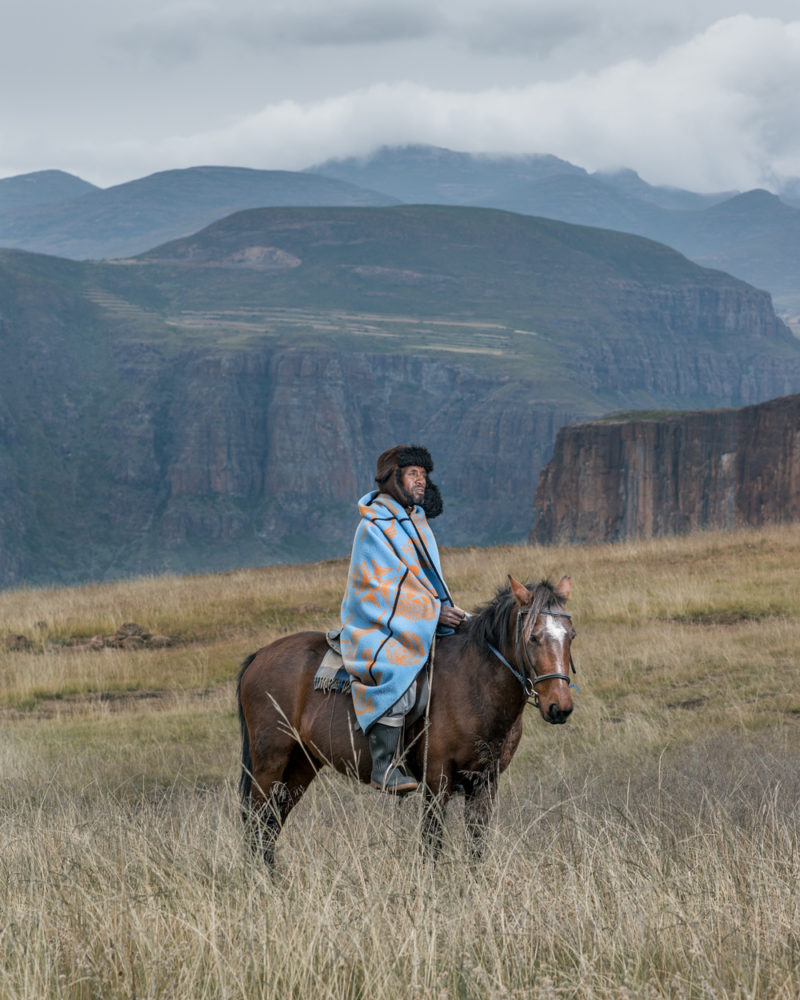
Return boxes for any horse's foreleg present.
[463,775,497,862]
[419,767,452,862]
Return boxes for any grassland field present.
[1,524,798,999]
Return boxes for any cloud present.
[459,7,599,57]
[114,0,439,59]
[75,15,800,192]
[447,2,600,57]
[5,11,800,192]
[268,3,439,46]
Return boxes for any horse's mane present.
[462,578,564,650]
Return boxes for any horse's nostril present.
[548,703,573,724]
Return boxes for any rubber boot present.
[368,723,419,794]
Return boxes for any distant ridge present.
[309,144,732,214]
[307,144,587,204]
[0,169,98,212]
[311,145,800,304]
[2,147,800,306]
[0,165,398,260]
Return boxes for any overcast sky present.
[2,0,800,192]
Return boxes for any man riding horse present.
[340,445,467,795]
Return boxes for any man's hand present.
[438,604,468,628]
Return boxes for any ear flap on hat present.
[421,480,443,519]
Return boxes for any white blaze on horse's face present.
[525,607,568,657]
[526,609,574,724]
[507,574,574,724]
[542,613,567,654]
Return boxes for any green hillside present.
[126,204,792,369]
[98,203,793,413]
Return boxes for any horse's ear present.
[508,575,533,607]
[554,575,571,602]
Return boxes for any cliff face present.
[4,201,800,588]
[532,394,800,544]
[129,348,585,573]
[567,282,799,405]
[0,332,586,586]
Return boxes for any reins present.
[487,608,577,707]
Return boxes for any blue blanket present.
[340,490,452,732]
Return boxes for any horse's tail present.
[236,653,257,809]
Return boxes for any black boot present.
[368,724,419,794]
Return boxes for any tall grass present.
[1,748,797,999]
[1,524,799,997]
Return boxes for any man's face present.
[399,465,427,505]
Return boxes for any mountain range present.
[309,146,736,213]
[1,147,800,316]
[311,147,800,310]
[0,168,98,213]
[0,166,396,260]
[1,203,799,587]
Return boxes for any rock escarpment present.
[565,282,800,404]
[532,394,800,544]
[4,200,800,589]
[123,347,585,572]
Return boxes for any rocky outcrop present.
[3,622,175,653]
[531,394,800,544]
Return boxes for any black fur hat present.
[375,444,443,518]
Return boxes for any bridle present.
[487,607,577,707]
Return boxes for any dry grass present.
[1,523,799,998]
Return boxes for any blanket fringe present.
[314,636,351,693]
[313,670,352,694]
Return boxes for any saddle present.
[313,629,430,726]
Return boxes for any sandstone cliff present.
[531,394,800,544]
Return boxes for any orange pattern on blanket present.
[353,690,376,718]
[395,587,436,623]
[383,633,424,665]
[351,559,400,614]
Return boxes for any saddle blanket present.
[313,630,350,693]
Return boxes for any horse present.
[236,574,576,866]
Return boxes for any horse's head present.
[509,574,575,725]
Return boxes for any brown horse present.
[236,574,576,865]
